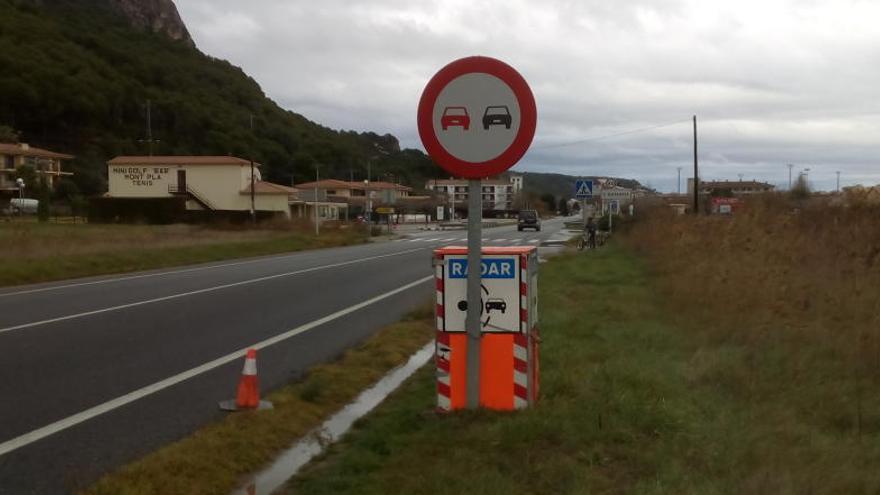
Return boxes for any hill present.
[0,0,646,203]
[0,0,442,196]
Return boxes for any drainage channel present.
[233,342,434,495]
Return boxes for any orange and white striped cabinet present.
[433,246,540,411]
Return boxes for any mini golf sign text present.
[418,56,537,178]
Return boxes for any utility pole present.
[146,100,153,156]
[676,166,682,194]
[347,165,353,222]
[787,164,794,190]
[836,171,841,192]
[314,164,320,236]
[692,115,699,215]
[139,100,158,156]
[450,183,456,221]
[249,114,256,224]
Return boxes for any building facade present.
[687,178,776,196]
[425,174,523,214]
[106,156,297,218]
[0,142,73,194]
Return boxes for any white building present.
[425,174,523,213]
[0,142,73,194]
[106,156,297,218]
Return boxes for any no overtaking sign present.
[418,56,537,178]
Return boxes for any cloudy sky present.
[175,0,880,192]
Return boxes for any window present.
[3,155,13,168]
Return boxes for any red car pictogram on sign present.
[441,106,470,130]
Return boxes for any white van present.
[9,198,39,214]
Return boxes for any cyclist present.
[583,216,597,249]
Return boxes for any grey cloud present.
[176,0,880,192]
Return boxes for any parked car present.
[9,198,39,214]
[441,106,470,130]
[482,105,512,129]
[517,209,541,231]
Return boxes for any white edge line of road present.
[0,247,426,336]
[0,244,388,298]
[0,274,434,458]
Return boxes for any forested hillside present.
[0,0,442,195]
[0,0,645,201]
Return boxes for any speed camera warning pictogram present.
[418,56,537,179]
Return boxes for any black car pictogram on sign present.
[483,105,512,130]
[485,298,506,314]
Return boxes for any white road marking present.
[495,238,507,242]
[0,247,426,336]
[0,275,434,457]
[408,238,423,242]
[0,250,340,299]
[528,239,540,243]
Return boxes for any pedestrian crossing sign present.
[575,179,593,199]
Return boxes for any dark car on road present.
[483,105,512,129]
[441,106,470,130]
[517,209,541,231]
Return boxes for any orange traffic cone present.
[219,348,273,411]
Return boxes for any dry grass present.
[624,194,880,492]
[82,302,434,495]
[282,200,880,495]
[0,221,367,286]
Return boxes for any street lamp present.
[363,178,372,234]
[676,167,682,194]
[15,177,24,217]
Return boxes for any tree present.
[37,176,51,222]
[790,174,811,200]
[14,165,38,196]
[540,193,556,212]
[557,197,570,216]
[0,125,19,143]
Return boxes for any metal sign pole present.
[465,178,482,409]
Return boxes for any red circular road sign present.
[418,56,537,179]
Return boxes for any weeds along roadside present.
[623,195,880,469]
[0,221,369,286]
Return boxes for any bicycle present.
[577,230,597,251]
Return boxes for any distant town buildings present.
[425,174,524,215]
[687,178,776,196]
[0,142,73,194]
[294,179,413,206]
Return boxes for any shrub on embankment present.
[623,194,880,487]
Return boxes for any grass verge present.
[284,243,880,494]
[0,222,366,287]
[82,303,433,495]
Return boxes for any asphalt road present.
[0,217,572,494]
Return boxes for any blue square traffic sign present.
[575,179,593,199]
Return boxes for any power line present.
[532,118,692,150]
